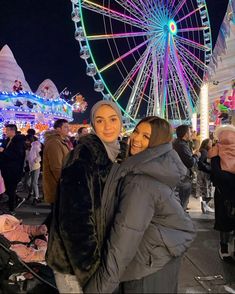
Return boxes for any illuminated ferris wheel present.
[71,0,212,124]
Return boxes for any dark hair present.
[25,134,36,143]
[27,128,36,136]
[5,124,17,133]
[77,127,87,135]
[53,119,68,129]
[176,124,190,139]
[135,116,173,148]
[199,138,211,152]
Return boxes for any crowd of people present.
[0,100,235,293]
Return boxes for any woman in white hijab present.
[46,100,123,293]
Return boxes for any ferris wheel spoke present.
[114,47,150,100]
[170,40,194,116]
[179,58,203,88]
[176,6,203,24]
[171,0,187,18]
[99,39,150,73]
[126,46,152,117]
[81,0,148,30]
[114,0,148,22]
[131,0,150,15]
[172,58,199,103]
[174,35,210,51]
[174,46,203,86]
[86,31,151,41]
[176,41,207,72]
[178,26,209,33]
[151,46,161,116]
[129,60,152,118]
[160,33,171,117]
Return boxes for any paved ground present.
[2,190,235,293]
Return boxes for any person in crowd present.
[73,126,88,147]
[42,119,70,227]
[197,138,214,214]
[208,125,235,263]
[27,128,38,141]
[85,116,196,293]
[28,140,42,205]
[46,100,124,293]
[23,135,36,196]
[0,124,25,213]
[173,124,200,210]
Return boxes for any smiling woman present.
[130,116,173,155]
[46,100,126,293]
[84,116,195,294]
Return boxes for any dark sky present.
[0,0,229,123]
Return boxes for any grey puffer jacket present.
[85,143,196,293]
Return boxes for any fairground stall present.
[0,45,73,138]
[205,1,235,136]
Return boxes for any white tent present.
[207,1,235,102]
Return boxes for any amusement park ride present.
[71,0,213,127]
[0,45,78,138]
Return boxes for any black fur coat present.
[46,134,115,286]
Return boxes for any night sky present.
[0,0,229,123]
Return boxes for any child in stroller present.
[0,214,58,293]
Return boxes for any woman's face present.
[94,105,121,143]
[130,122,151,155]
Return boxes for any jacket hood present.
[120,143,187,188]
[44,130,62,143]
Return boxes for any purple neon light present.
[116,52,149,99]
[170,42,194,111]
[176,7,201,24]
[176,48,204,84]
[125,0,146,19]
[84,0,144,26]
[172,0,187,18]
[175,35,209,50]
[176,41,207,68]
[178,27,208,33]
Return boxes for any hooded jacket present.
[42,130,70,203]
[85,143,196,293]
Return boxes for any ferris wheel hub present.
[168,20,177,35]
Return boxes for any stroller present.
[0,231,58,294]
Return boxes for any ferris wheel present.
[71,0,212,124]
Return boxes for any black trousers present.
[1,171,20,211]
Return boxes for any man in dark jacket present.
[173,125,200,210]
[0,124,25,212]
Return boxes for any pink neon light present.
[172,0,187,18]
[84,0,144,26]
[116,57,147,99]
[175,35,208,50]
[178,27,208,33]
[176,7,201,24]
